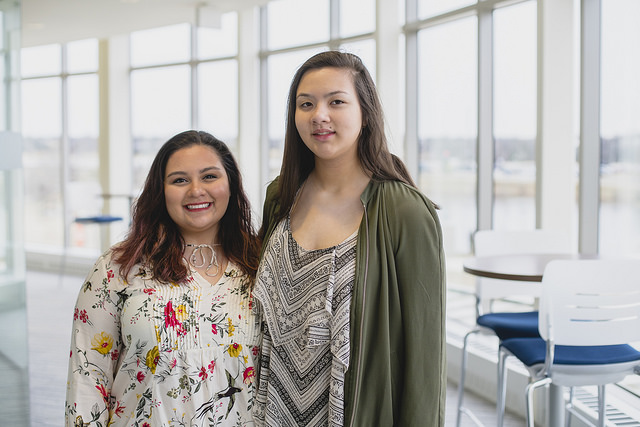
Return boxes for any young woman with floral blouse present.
[65,130,261,426]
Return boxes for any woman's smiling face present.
[164,144,230,243]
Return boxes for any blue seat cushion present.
[477,311,540,340]
[75,215,123,224]
[501,337,640,367]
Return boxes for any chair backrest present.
[473,229,572,315]
[539,259,640,346]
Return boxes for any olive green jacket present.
[259,178,446,427]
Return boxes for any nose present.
[312,104,330,124]
[188,181,206,196]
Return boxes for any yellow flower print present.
[227,318,235,337]
[91,332,114,355]
[175,304,188,322]
[228,343,242,358]
[146,346,160,374]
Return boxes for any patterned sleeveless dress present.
[253,217,357,427]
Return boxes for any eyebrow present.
[166,166,222,178]
[296,90,349,99]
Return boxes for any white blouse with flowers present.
[65,250,260,427]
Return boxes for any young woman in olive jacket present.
[253,51,446,427]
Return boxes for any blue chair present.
[456,230,571,427]
[498,259,640,427]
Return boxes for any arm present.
[391,185,447,426]
[65,253,125,427]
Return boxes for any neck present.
[180,227,219,247]
[311,157,369,191]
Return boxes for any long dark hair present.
[112,130,259,285]
[275,50,415,224]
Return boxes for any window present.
[418,0,475,19]
[493,2,537,230]
[599,0,640,258]
[417,17,478,256]
[410,1,538,257]
[340,0,375,38]
[21,40,101,253]
[599,0,640,397]
[22,46,64,249]
[267,0,329,50]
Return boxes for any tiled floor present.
[15,270,525,426]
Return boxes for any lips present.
[185,202,211,211]
[313,129,334,136]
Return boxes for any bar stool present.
[59,215,123,283]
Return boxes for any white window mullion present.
[404,0,419,179]
[578,0,601,254]
[477,6,494,231]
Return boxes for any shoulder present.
[265,177,280,201]
[86,249,134,289]
[261,177,281,216]
[369,180,438,217]
[366,180,442,243]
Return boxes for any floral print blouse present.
[65,250,260,427]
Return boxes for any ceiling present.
[21,0,270,48]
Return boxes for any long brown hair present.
[274,50,415,225]
[112,130,259,285]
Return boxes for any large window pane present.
[419,0,476,20]
[267,0,329,50]
[599,0,640,260]
[21,78,63,248]
[197,12,238,59]
[418,17,477,256]
[67,74,101,251]
[21,44,61,77]
[340,0,375,38]
[600,3,640,401]
[198,60,238,147]
[267,48,325,180]
[0,59,5,131]
[66,39,98,73]
[130,24,191,67]
[493,2,537,230]
[131,65,191,190]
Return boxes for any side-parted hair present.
[274,50,415,225]
[112,130,260,285]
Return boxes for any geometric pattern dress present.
[253,217,356,427]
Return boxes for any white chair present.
[498,259,640,427]
[456,229,571,427]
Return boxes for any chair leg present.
[525,377,552,427]
[597,385,606,427]
[456,328,479,427]
[565,387,574,427]
[497,348,509,427]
